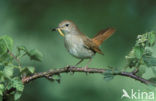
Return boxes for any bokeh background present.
[0,0,156,101]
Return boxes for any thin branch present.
[22,66,153,85]
[3,66,155,101]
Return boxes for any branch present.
[4,66,155,101]
[22,66,153,85]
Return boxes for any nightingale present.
[52,20,115,69]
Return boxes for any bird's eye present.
[65,24,69,27]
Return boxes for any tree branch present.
[3,66,155,101]
[22,66,154,85]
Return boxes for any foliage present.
[104,31,156,80]
[125,31,156,76]
[0,35,43,101]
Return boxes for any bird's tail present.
[92,28,115,46]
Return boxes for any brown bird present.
[52,20,115,69]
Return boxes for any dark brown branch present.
[22,66,153,85]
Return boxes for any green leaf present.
[7,77,24,92]
[27,66,35,73]
[0,38,7,56]
[0,35,13,63]
[28,49,43,61]
[151,67,156,76]
[148,77,156,84]
[0,84,4,96]
[21,66,35,74]
[5,77,24,100]
[143,56,156,67]
[17,46,27,51]
[144,47,152,56]
[14,91,22,101]
[0,35,13,54]
[148,32,156,46]
[136,65,146,77]
[103,70,114,81]
[0,71,4,82]
[133,46,144,59]
[2,35,13,51]
[3,65,14,78]
[104,75,114,81]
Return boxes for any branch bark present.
[22,66,152,85]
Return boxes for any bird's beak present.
[52,27,64,37]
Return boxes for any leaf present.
[0,84,4,96]
[21,66,35,74]
[103,69,114,81]
[136,65,146,77]
[133,46,144,59]
[28,49,43,61]
[0,38,8,56]
[5,77,24,100]
[148,32,156,46]
[14,91,22,101]
[2,35,13,51]
[7,77,24,92]
[0,35,13,63]
[151,67,156,76]
[27,66,35,73]
[0,36,13,54]
[144,47,152,56]
[143,56,156,67]
[0,71,4,82]
[104,75,114,81]
[17,46,27,51]
[148,77,156,84]
[3,65,14,78]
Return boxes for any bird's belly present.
[68,45,95,59]
[64,36,95,59]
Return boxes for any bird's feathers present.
[82,35,104,55]
[92,28,115,46]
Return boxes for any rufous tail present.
[92,28,115,46]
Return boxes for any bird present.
[52,20,115,69]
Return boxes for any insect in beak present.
[52,27,64,37]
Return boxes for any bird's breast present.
[64,34,95,59]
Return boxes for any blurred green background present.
[0,0,156,101]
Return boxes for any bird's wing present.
[92,28,115,46]
[82,35,104,55]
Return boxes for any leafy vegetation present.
[104,31,156,81]
[0,35,43,101]
[125,32,156,76]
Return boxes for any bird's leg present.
[75,59,84,66]
[84,58,92,70]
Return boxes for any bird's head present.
[52,20,80,36]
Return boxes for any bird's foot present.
[83,66,89,75]
[65,65,75,74]
[83,65,88,71]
